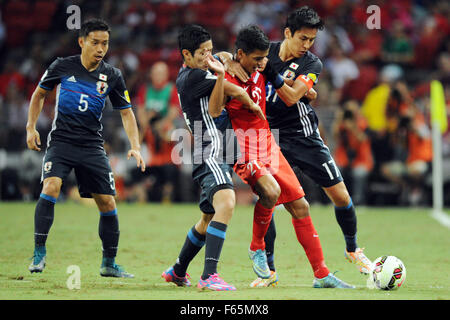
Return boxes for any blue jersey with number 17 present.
[39,55,131,147]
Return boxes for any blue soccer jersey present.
[39,55,131,147]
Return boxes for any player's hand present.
[284,78,294,86]
[127,149,146,172]
[305,88,317,101]
[26,127,41,151]
[225,59,249,83]
[206,53,225,76]
[248,101,266,121]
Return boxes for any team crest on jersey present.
[282,69,296,80]
[289,62,299,70]
[44,161,52,173]
[96,81,108,94]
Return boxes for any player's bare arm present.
[206,53,225,117]
[120,108,146,172]
[223,81,265,121]
[26,86,50,152]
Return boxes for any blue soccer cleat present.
[100,258,134,278]
[29,246,46,273]
[313,272,355,289]
[248,248,271,279]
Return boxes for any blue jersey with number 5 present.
[39,55,131,147]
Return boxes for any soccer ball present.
[370,256,406,290]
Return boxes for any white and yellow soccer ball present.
[369,256,406,290]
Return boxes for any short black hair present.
[79,19,110,38]
[235,25,269,54]
[178,24,211,58]
[285,6,324,34]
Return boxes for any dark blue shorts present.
[192,160,234,214]
[278,129,343,188]
[41,141,115,198]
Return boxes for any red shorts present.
[234,150,305,205]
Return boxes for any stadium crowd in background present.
[0,0,449,207]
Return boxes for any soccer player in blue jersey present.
[26,19,145,277]
[161,25,264,291]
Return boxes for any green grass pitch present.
[0,202,449,300]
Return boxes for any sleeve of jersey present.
[296,58,323,90]
[109,70,132,110]
[39,58,63,91]
[189,69,217,99]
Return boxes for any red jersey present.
[225,71,279,164]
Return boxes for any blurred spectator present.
[361,64,404,133]
[413,17,445,70]
[130,61,182,203]
[380,82,432,205]
[0,60,26,98]
[313,18,353,58]
[333,100,373,205]
[325,42,359,103]
[381,20,414,66]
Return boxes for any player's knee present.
[95,195,116,213]
[287,197,310,219]
[213,189,235,216]
[260,183,281,208]
[42,178,62,198]
[196,214,214,235]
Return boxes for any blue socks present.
[34,193,56,249]
[99,209,120,263]
[174,225,206,277]
[334,198,358,252]
[202,221,227,280]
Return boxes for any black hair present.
[235,25,269,54]
[178,24,211,58]
[79,19,110,38]
[285,6,324,34]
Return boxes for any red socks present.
[250,201,274,251]
[292,216,329,279]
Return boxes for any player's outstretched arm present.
[26,86,49,151]
[120,108,146,172]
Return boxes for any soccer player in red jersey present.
[221,25,354,288]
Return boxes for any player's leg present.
[281,131,371,274]
[91,193,132,278]
[250,215,279,287]
[273,152,354,288]
[197,161,236,291]
[74,147,132,278]
[30,143,73,273]
[197,188,235,291]
[197,188,236,291]
[283,198,354,288]
[248,174,279,279]
[29,177,62,273]
[163,212,212,287]
[323,179,372,274]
